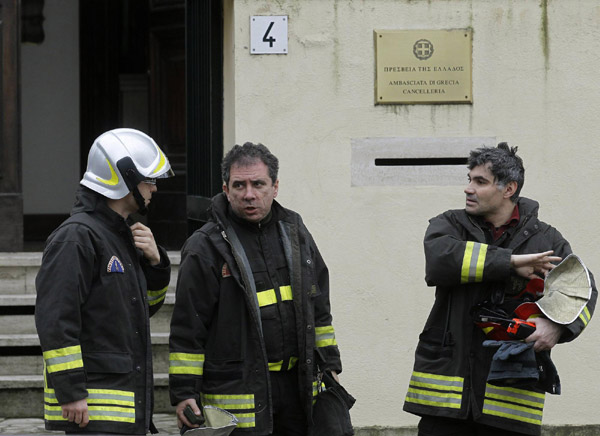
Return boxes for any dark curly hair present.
[221,142,279,185]
[468,142,525,203]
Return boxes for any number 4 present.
[263,22,276,47]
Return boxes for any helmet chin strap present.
[131,183,148,216]
[117,157,148,215]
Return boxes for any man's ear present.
[504,181,517,199]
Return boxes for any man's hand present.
[176,399,202,429]
[330,370,340,383]
[525,317,564,352]
[61,398,89,428]
[510,251,562,279]
[130,222,160,265]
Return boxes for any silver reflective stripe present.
[89,408,136,419]
[409,371,464,390]
[231,412,255,428]
[483,384,544,425]
[406,387,462,408]
[147,286,168,306]
[45,353,80,366]
[202,394,255,409]
[485,385,545,408]
[405,371,464,410]
[461,241,488,283]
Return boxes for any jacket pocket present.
[203,360,244,381]
[416,327,454,361]
[84,352,133,374]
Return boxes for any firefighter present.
[35,128,173,434]
[168,142,342,435]
[403,143,597,436]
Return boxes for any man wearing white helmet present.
[35,128,174,434]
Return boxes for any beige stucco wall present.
[227,0,600,429]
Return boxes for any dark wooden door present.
[0,0,23,251]
[79,0,186,250]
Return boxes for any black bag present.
[309,370,356,436]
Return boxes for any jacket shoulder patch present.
[222,262,232,278]
[107,256,125,273]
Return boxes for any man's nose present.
[464,184,474,194]
[243,186,256,199]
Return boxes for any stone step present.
[0,253,41,296]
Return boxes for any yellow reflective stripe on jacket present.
[44,404,135,423]
[147,286,168,306]
[201,393,256,428]
[169,352,204,376]
[315,325,337,347]
[43,345,83,373]
[483,384,545,425]
[461,241,488,283]
[268,361,282,371]
[256,285,293,307]
[405,371,464,409]
[201,393,255,410]
[45,388,135,407]
[45,387,136,423]
[87,389,135,407]
[579,306,591,326]
[268,357,298,371]
[230,413,255,429]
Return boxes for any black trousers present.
[418,415,526,436]
[269,369,307,436]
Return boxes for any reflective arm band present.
[461,241,488,283]
[169,352,205,376]
[43,345,84,373]
[147,286,168,306]
[315,325,337,347]
[257,285,293,307]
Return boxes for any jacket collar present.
[71,185,131,231]
[209,192,291,229]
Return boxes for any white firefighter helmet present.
[536,254,592,324]
[182,406,238,436]
[81,128,173,200]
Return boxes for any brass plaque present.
[375,29,472,104]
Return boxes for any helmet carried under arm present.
[81,128,174,214]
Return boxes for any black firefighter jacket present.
[403,197,597,435]
[169,193,342,435]
[35,186,171,434]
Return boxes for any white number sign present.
[250,16,288,55]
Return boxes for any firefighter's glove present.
[483,340,539,387]
[484,340,533,360]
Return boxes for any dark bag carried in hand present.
[309,370,356,436]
